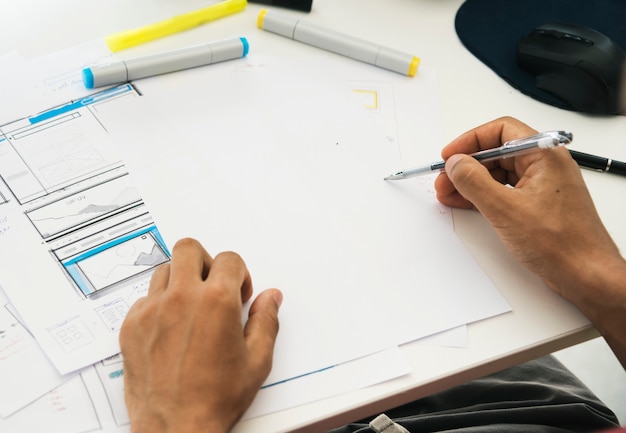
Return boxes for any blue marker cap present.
[82,68,95,89]
[240,37,249,57]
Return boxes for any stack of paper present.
[0,43,510,432]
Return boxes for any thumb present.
[244,289,282,375]
[445,154,511,216]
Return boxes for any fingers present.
[436,117,539,210]
[204,251,254,304]
[168,238,214,291]
[143,238,277,358]
[244,288,283,378]
[143,240,255,329]
[120,236,282,433]
[434,171,473,209]
[441,116,537,159]
[147,238,254,309]
[442,154,513,216]
[147,263,170,296]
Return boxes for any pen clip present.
[471,130,574,163]
[502,130,573,149]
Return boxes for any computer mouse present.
[517,22,626,115]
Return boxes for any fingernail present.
[273,289,284,308]
[445,154,463,176]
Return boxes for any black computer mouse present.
[517,22,626,115]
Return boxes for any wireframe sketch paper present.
[0,287,68,418]
[0,84,169,374]
[0,52,510,390]
[0,354,131,432]
[0,47,512,431]
[0,47,411,426]
[0,40,112,125]
[0,346,408,432]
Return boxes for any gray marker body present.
[83,37,247,88]
[260,11,418,76]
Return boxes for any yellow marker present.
[257,9,420,77]
[106,0,247,52]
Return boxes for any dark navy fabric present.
[453,0,626,112]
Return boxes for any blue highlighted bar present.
[29,84,134,125]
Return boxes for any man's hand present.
[119,238,282,433]
[435,117,626,369]
[434,116,621,298]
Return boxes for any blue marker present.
[83,37,249,89]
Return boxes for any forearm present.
[561,252,626,370]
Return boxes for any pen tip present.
[384,172,403,181]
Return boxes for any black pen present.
[569,150,626,177]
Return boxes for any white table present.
[2,1,624,431]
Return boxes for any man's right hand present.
[434,117,626,369]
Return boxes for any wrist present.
[130,411,232,433]
[565,252,626,369]
[561,251,626,325]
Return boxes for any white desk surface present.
[3,1,625,432]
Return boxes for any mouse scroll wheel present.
[533,29,594,46]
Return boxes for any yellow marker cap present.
[257,9,268,29]
[407,56,420,77]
